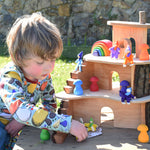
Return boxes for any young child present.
[0,12,88,149]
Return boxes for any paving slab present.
[13,126,150,150]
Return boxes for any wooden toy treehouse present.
[56,11,150,129]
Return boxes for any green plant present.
[112,71,120,82]
[67,37,71,46]
[61,45,91,59]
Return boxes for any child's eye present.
[36,61,44,65]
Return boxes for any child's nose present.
[44,62,54,71]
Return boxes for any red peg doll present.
[90,76,99,91]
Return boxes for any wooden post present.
[139,11,146,24]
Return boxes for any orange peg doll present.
[137,124,149,143]
[123,45,134,67]
[139,44,149,61]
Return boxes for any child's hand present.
[5,119,25,137]
[70,119,88,142]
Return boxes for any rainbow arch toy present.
[91,40,112,56]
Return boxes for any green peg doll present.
[40,129,50,143]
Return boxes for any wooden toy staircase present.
[58,61,92,115]
[63,61,87,94]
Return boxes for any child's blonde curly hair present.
[6,12,63,67]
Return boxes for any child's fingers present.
[76,135,87,142]
[76,130,88,142]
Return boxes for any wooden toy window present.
[130,37,136,53]
[101,106,114,127]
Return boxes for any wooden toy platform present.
[56,89,146,129]
[107,20,150,28]
[84,53,150,65]
[56,89,150,104]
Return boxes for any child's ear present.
[10,52,22,66]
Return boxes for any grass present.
[0,56,11,68]
[51,59,76,93]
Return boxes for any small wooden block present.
[81,65,86,72]
[58,108,68,115]
[70,71,79,79]
[52,131,68,144]
[63,85,73,94]
[60,100,69,108]
[67,78,76,87]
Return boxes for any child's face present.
[21,56,55,81]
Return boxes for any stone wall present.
[0,0,150,46]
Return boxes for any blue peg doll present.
[75,51,83,72]
[73,79,83,95]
